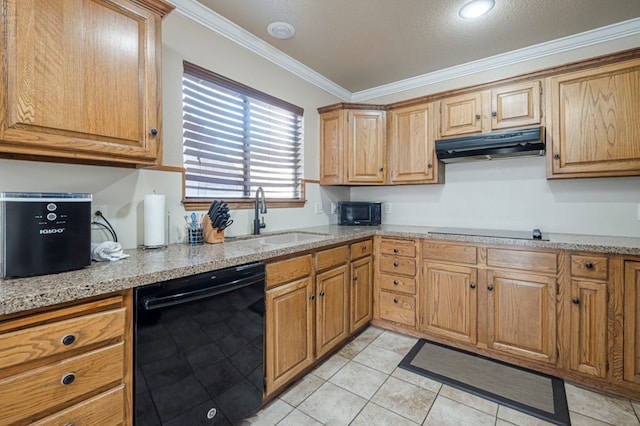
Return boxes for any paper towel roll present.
[144,194,166,247]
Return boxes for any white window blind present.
[182,62,303,200]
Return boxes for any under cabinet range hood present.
[435,126,545,163]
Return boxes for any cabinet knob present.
[379,167,384,172]
[61,373,75,386]
[353,276,358,281]
[64,423,75,426]
[427,163,433,169]
[393,262,399,267]
[572,297,580,304]
[393,248,399,253]
[61,334,76,346]
[475,114,481,119]
[393,298,399,304]
[585,261,594,269]
[149,128,158,136]
[470,283,476,289]
[393,280,399,285]
[320,291,325,297]
[491,111,497,117]
[309,294,315,300]
[487,284,494,291]
[553,153,560,160]
[361,245,367,251]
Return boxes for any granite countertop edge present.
[2,224,640,316]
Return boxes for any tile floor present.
[244,327,640,426]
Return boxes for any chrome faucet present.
[253,187,267,235]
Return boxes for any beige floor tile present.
[438,384,498,416]
[633,401,640,421]
[244,399,294,426]
[565,383,639,425]
[338,337,370,359]
[371,376,436,424]
[351,402,419,426]
[570,411,616,425]
[329,360,388,399]
[312,354,349,380]
[371,330,419,356]
[276,408,323,426]
[354,326,385,344]
[298,381,367,426]
[353,344,405,374]
[279,373,325,407]
[423,395,496,426]
[391,367,442,393]
[497,405,557,426]
[496,420,518,426]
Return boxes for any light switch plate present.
[384,203,392,214]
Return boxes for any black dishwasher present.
[134,262,265,426]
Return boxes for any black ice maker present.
[1,192,92,278]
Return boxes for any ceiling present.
[173,0,640,98]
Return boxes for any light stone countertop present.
[2,224,640,316]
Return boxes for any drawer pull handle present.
[362,245,367,250]
[572,297,580,304]
[61,334,76,346]
[393,298,399,304]
[61,373,75,386]
[487,285,494,291]
[393,262,399,267]
[393,280,399,285]
[393,248,399,253]
[470,283,476,289]
[585,261,594,269]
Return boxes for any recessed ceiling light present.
[267,22,295,39]
[459,0,495,19]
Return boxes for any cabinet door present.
[423,262,478,344]
[0,0,163,165]
[486,270,557,363]
[347,110,386,184]
[319,110,345,184]
[624,261,640,385]
[316,265,350,358]
[389,103,441,184]
[440,92,483,137]
[351,256,372,332]
[491,81,541,130]
[265,277,314,395]
[549,59,640,178]
[569,280,608,378]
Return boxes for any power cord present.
[93,210,118,242]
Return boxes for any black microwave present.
[338,202,381,226]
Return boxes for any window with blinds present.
[182,62,303,202]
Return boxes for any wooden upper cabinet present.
[0,0,173,166]
[440,92,483,137]
[549,58,640,178]
[388,103,443,184]
[319,110,345,185]
[491,81,541,130]
[347,110,386,184]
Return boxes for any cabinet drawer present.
[487,248,557,274]
[267,255,313,288]
[0,343,124,425]
[379,239,416,257]
[571,255,608,280]
[0,308,125,370]
[379,274,416,295]
[316,246,349,271]
[351,239,373,260]
[379,292,415,327]
[30,385,124,426]
[423,241,477,264]
[380,256,417,276]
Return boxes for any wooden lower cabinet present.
[624,261,640,385]
[351,255,373,331]
[0,293,130,426]
[315,264,350,358]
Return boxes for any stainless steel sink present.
[225,231,330,248]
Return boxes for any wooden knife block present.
[203,214,224,244]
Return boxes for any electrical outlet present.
[331,202,338,215]
[315,202,323,214]
[93,204,107,219]
[384,203,392,214]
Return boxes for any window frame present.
[180,61,306,211]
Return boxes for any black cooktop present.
[428,227,549,241]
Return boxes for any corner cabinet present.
[388,103,443,184]
[319,105,386,185]
[548,58,640,178]
[0,0,173,166]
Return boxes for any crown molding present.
[170,0,640,103]
[352,18,640,102]
[170,0,352,100]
